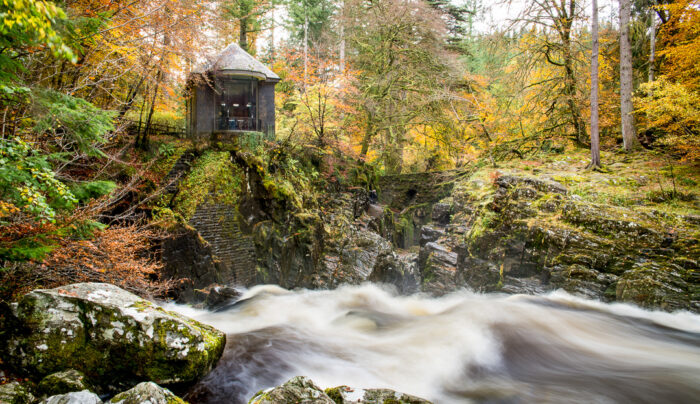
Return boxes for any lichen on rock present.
[40,390,102,404]
[248,376,335,404]
[4,283,226,391]
[0,381,36,404]
[107,381,186,404]
[38,369,92,397]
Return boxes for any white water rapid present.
[170,284,700,403]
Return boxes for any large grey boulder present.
[4,283,225,390]
[107,382,186,404]
[41,390,102,404]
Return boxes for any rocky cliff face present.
[159,149,699,313]
[422,172,697,311]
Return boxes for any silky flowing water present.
[170,284,700,403]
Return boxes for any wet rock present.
[431,203,452,225]
[419,226,444,247]
[368,252,420,294]
[41,390,102,404]
[322,228,395,287]
[500,276,548,295]
[550,265,618,300]
[107,382,186,404]
[249,376,335,404]
[4,283,225,391]
[421,242,458,268]
[616,262,691,311]
[360,388,432,404]
[420,242,459,294]
[325,386,433,404]
[201,285,242,310]
[38,370,91,397]
[160,223,230,303]
[457,257,502,292]
[0,381,35,404]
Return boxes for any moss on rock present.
[107,381,186,404]
[38,369,91,396]
[4,283,226,392]
[0,381,35,404]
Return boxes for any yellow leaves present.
[635,78,700,161]
[658,0,700,91]
[0,201,21,218]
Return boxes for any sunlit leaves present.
[636,78,700,161]
[0,137,77,222]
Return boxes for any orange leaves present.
[38,225,173,297]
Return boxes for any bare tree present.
[589,0,601,168]
[619,0,641,150]
[512,0,588,145]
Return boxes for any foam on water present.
[168,284,700,403]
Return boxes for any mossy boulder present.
[41,390,102,404]
[108,382,186,404]
[248,376,335,404]
[0,381,35,404]
[38,370,91,396]
[357,388,432,404]
[249,377,433,404]
[4,283,225,391]
[326,386,433,404]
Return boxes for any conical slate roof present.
[193,43,280,81]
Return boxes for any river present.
[170,284,700,403]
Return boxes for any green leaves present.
[0,137,77,222]
[0,0,76,87]
[32,88,116,156]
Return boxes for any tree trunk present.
[590,0,601,168]
[360,119,375,157]
[339,0,345,72]
[564,49,587,145]
[118,75,146,119]
[620,0,640,151]
[554,1,587,146]
[139,84,159,150]
[304,13,309,86]
[240,16,249,52]
[270,7,275,59]
[649,10,656,82]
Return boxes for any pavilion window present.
[216,78,258,131]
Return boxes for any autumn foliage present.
[0,225,174,302]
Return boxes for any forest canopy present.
[0,0,698,295]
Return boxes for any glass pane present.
[216,78,257,130]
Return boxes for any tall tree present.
[590,0,601,168]
[648,9,656,82]
[517,0,588,145]
[286,0,335,84]
[221,0,274,53]
[425,0,473,45]
[285,0,335,44]
[619,0,641,150]
[345,0,460,173]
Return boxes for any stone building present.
[186,43,280,141]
